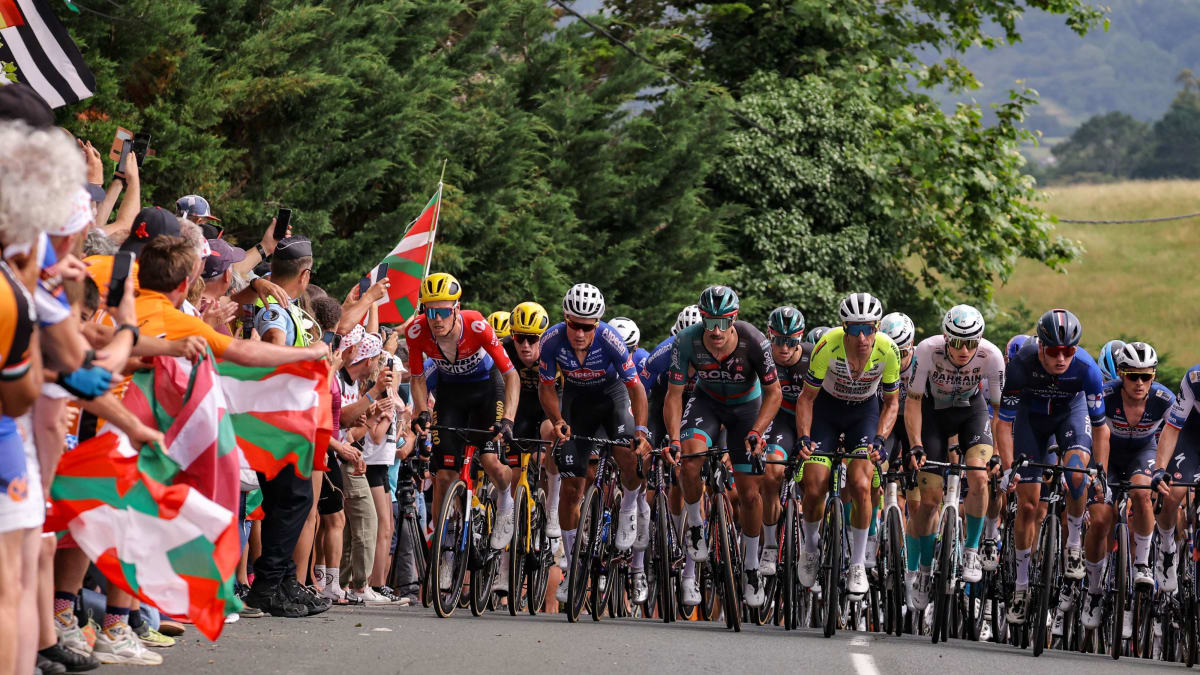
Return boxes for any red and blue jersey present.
[538,321,638,390]
[407,309,513,384]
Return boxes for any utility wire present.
[1056,212,1200,225]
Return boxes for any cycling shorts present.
[919,391,994,473]
[1168,418,1200,484]
[430,369,505,472]
[557,380,634,478]
[763,410,794,463]
[682,390,761,474]
[1011,395,1092,483]
[806,390,879,469]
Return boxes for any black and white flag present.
[0,0,94,108]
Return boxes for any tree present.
[1049,111,1150,181]
[1134,70,1200,179]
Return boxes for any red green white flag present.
[45,430,242,641]
[376,186,442,324]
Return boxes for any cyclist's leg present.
[845,398,881,569]
[799,392,839,555]
[429,388,469,526]
[601,381,639,493]
[1055,396,1093,574]
[1012,405,1054,595]
[476,368,513,494]
[728,398,765,554]
[556,389,597,569]
[1127,449,1156,565]
[761,412,794,560]
[1157,422,1200,589]
[911,398,947,577]
[679,392,722,561]
[956,396,995,553]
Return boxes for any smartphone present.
[107,252,135,308]
[374,262,388,282]
[115,139,133,177]
[274,208,292,241]
[358,276,371,295]
[108,127,133,162]
[131,133,151,165]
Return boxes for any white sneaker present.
[847,563,868,597]
[546,509,561,538]
[1159,546,1179,592]
[615,506,638,552]
[865,535,878,570]
[491,507,515,550]
[759,544,779,577]
[439,553,455,590]
[962,549,983,583]
[1064,546,1085,580]
[684,525,709,562]
[556,571,570,604]
[360,587,392,604]
[634,509,650,552]
[632,571,648,604]
[94,623,163,666]
[744,569,766,608]
[494,552,511,593]
[320,584,346,603]
[798,550,819,588]
[910,571,931,610]
[1134,563,1154,589]
[1081,591,1103,629]
[54,611,92,658]
[682,576,701,606]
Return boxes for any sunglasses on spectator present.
[512,332,540,345]
[566,319,597,332]
[844,323,876,337]
[946,337,980,351]
[703,316,734,332]
[771,334,802,347]
[1043,345,1076,359]
[1122,371,1155,382]
[424,306,455,320]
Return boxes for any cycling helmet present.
[419,272,461,304]
[805,326,832,345]
[838,292,883,324]
[1098,339,1126,381]
[562,283,605,319]
[487,311,511,339]
[768,306,805,336]
[942,304,985,341]
[880,312,915,349]
[1118,341,1158,370]
[1035,308,1082,347]
[510,301,550,336]
[609,317,640,350]
[1005,334,1030,361]
[698,285,739,317]
[672,305,702,336]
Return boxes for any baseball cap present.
[202,239,247,280]
[84,183,106,202]
[45,188,93,237]
[119,207,181,255]
[176,195,220,221]
[0,83,53,128]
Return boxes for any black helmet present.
[1035,309,1082,348]
[698,285,739,317]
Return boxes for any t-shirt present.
[84,254,140,303]
[134,289,234,357]
[805,327,901,403]
[0,260,35,383]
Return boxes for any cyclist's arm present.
[1092,422,1111,473]
[995,419,1013,469]
[626,377,649,430]
[1155,423,1180,472]
[904,391,924,448]
[877,390,899,440]
[664,382,684,443]
[795,384,819,438]
[500,368,519,423]
[539,380,564,428]
[754,380,782,436]
[409,373,429,418]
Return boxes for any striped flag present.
[45,430,242,641]
[0,0,94,107]
[376,186,442,324]
[216,359,333,480]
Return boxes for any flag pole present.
[422,161,447,278]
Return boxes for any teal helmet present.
[805,326,832,345]
[768,306,805,336]
[698,285,739,317]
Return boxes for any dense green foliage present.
[56,0,1101,339]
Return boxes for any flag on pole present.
[45,430,242,641]
[216,359,333,480]
[376,186,443,324]
[0,0,95,107]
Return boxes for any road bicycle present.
[505,436,557,616]
[679,445,743,632]
[643,445,683,623]
[918,458,989,644]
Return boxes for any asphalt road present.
[156,604,1186,674]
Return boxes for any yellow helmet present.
[511,301,550,336]
[487,311,511,339]
[419,272,462,304]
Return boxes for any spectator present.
[199,239,245,336]
[175,195,222,240]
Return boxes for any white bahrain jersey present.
[908,335,1005,409]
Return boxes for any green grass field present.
[995,179,1200,365]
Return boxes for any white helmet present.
[672,304,702,336]
[942,304,985,341]
[1118,341,1158,370]
[838,292,883,324]
[880,312,915,349]
[610,317,640,350]
[562,283,605,319]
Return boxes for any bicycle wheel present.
[654,490,676,623]
[714,494,741,632]
[508,485,529,616]
[1187,574,1198,667]
[591,502,618,622]
[783,498,799,631]
[431,481,468,618]
[932,514,957,645]
[527,488,550,617]
[567,485,601,623]
[470,498,499,616]
[1134,586,1154,658]
[1111,522,1128,660]
[1032,514,1059,657]
[885,507,904,636]
[822,500,844,638]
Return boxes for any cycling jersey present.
[407,309,513,384]
[538,321,637,390]
[1166,366,1200,430]
[632,346,650,380]
[669,321,777,405]
[909,335,1005,409]
[805,327,901,403]
[640,336,674,394]
[1167,366,1200,483]
[502,338,560,443]
[1103,380,1174,453]
[776,344,814,414]
[999,340,1106,426]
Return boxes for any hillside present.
[995,180,1200,364]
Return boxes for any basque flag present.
[0,0,94,107]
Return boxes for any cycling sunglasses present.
[771,334,802,347]
[424,306,455,320]
[703,316,734,332]
[1122,371,1155,382]
[565,319,597,332]
[1043,345,1076,359]
[512,332,540,345]
[844,322,876,337]
[946,337,980,351]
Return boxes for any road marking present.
[848,636,869,648]
[850,652,880,675]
